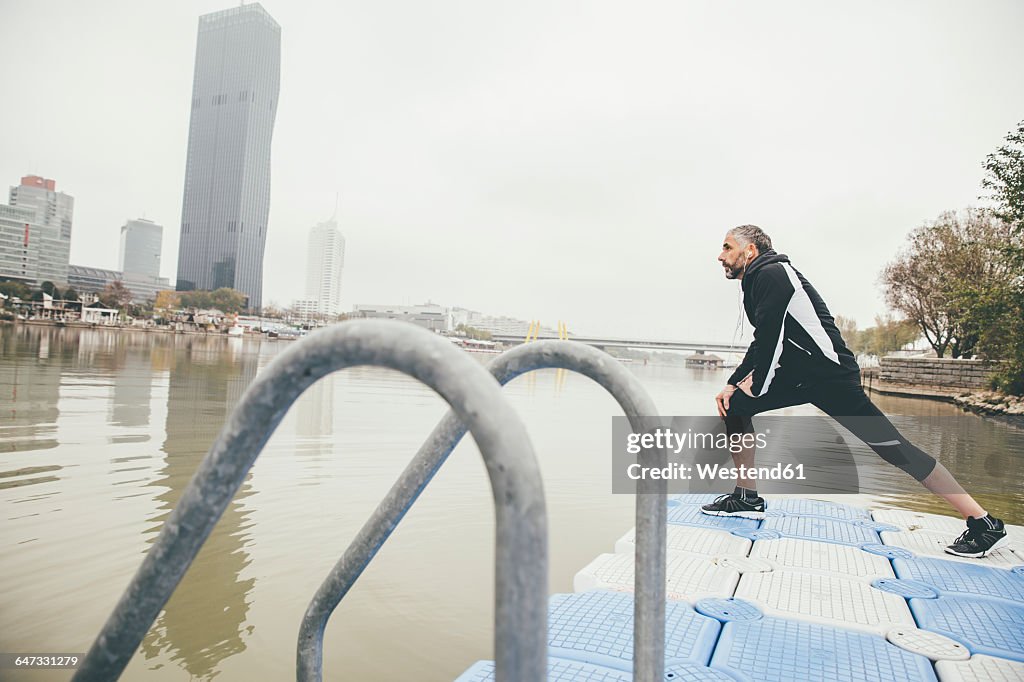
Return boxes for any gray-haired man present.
[704,224,1007,558]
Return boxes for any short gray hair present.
[728,224,773,252]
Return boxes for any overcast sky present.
[2,1,1022,340]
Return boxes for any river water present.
[2,324,1021,681]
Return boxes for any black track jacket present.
[726,250,860,396]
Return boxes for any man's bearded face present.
[719,234,748,280]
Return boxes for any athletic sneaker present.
[700,493,766,520]
[945,515,1009,558]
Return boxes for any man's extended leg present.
[921,466,985,518]
[811,377,1009,558]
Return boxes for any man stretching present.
[701,224,1008,558]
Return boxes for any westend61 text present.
[625,428,768,455]
[625,462,806,481]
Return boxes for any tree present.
[881,209,1011,358]
[455,323,493,340]
[982,119,1024,232]
[863,314,920,357]
[63,287,79,301]
[40,281,60,299]
[174,288,246,313]
[154,290,181,311]
[977,120,1024,393]
[0,281,31,301]
[101,279,134,310]
[209,288,247,314]
[836,314,920,357]
[834,315,860,352]
[179,290,212,310]
[127,299,154,319]
[260,303,285,319]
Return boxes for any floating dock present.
[455,495,1024,681]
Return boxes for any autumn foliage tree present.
[153,290,181,312]
[101,279,134,311]
[881,209,1013,359]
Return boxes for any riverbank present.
[2,317,262,337]
[950,391,1024,417]
[862,366,1024,430]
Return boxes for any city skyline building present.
[119,218,162,278]
[175,3,281,309]
[298,218,345,317]
[451,307,562,337]
[0,203,39,285]
[0,175,74,286]
[67,265,170,304]
[352,303,449,332]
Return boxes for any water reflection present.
[297,377,334,440]
[865,391,1024,522]
[0,326,70,455]
[139,335,260,679]
[0,463,62,490]
[295,376,335,482]
[110,349,153,430]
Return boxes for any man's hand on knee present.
[716,384,736,417]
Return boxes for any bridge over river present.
[489,332,748,354]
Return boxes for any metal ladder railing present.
[72,320,667,682]
[297,340,668,682]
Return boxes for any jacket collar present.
[741,249,787,290]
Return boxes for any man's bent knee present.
[871,442,937,482]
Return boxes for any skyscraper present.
[301,219,346,317]
[0,175,74,286]
[175,4,280,310]
[119,218,162,278]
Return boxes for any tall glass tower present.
[303,219,346,316]
[119,218,162,278]
[176,3,280,310]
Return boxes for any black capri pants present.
[724,374,937,482]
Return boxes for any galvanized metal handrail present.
[72,320,548,682]
[298,340,668,682]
